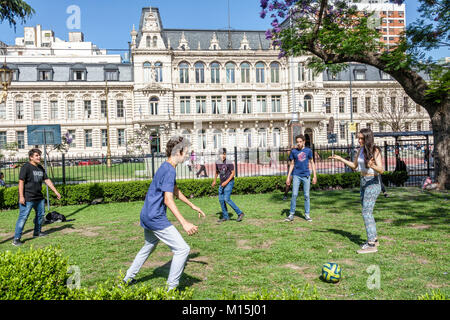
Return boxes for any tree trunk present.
[431,101,450,190]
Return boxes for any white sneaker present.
[305,215,312,222]
[284,215,294,222]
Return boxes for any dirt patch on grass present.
[237,239,252,250]
[259,240,275,249]
[383,219,394,224]
[60,226,104,237]
[410,224,431,230]
[294,227,309,232]
[284,263,309,272]
[246,219,269,228]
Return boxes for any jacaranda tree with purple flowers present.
[260,0,449,189]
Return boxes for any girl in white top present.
[330,128,384,254]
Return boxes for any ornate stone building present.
[0,6,431,158]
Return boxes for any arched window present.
[304,95,312,112]
[226,62,236,83]
[150,97,159,115]
[241,62,250,83]
[211,62,220,84]
[258,128,267,148]
[244,128,252,148]
[152,36,158,48]
[255,62,265,83]
[143,62,152,82]
[213,130,222,149]
[273,128,281,148]
[228,129,237,148]
[198,129,206,150]
[270,62,280,83]
[179,62,189,83]
[195,62,205,83]
[154,62,163,82]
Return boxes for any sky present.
[0,0,448,59]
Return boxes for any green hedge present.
[0,172,409,210]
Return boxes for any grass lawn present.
[0,187,448,300]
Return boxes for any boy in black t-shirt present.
[212,148,244,223]
[13,149,61,246]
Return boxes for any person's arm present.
[286,160,294,186]
[164,192,198,235]
[368,149,384,175]
[45,179,61,199]
[174,185,206,218]
[329,151,358,170]
[310,159,317,184]
[212,166,219,187]
[221,169,235,187]
[18,179,25,205]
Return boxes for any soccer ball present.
[321,263,341,283]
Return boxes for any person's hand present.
[312,176,317,185]
[182,222,198,236]
[192,205,206,218]
[286,177,291,186]
[221,182,228,188]
[328,155,342,161]
[368,158,376,169]
[211,180,216,188]
[19,196,26,206]
[55,191,61,200]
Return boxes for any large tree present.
[0,0,34,29]
[261,0,449,189]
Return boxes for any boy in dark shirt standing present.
[123,136,206,291]
[212,148,244,223]
[285,135,317,222]
[13,148,61,246]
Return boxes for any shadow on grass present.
[136,252,203,289]
[321,228,365,246]
[0,223,75,244]
[65,204,91,219]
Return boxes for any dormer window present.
[104,64,119,81]
[355,70,366,80]
[37,64,53,81]
[70,64,87,81]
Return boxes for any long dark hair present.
[359,128,379,167]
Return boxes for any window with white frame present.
[212,96,221,114]
[143,62,152,82]
[50,101,58,120]
[198,129,206,150]
[116,100,124,118]
[101,100,107,118]
[257,96,267,113]
[325,97,331,114]
[273,128,281,148]
[304,95,312,112]
[211,62,220,83]
[213,130,222,149]
[33,101,41,120]
[84,130,92,147]
[195,62,205,84]
[244,129,252,148]
[118,129,125,146]
[154,62,163,82]
[228,129,236,148]
[227,96,237,114]
[272,96,281,113]
[242,96,252,114]
[339,97,345,113]
[101,129,108,147]
[17,131,25,149]
[196,97,206,114]
[258,128,267,148]
[255,62,265,83]
[270,62,280,83]
[0,131,6,149]
[179,63,189,83]
[150,97,159,115]
[84,100,92,119]
[67,101,75,119]
[241,63,250,83]
[226,62,236,83]
[68,130,76,147]
[180,96,190,114]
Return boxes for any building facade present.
[0,6,431,158]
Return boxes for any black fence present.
[0,141,434,187]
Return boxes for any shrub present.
[0,172,408,210]
[0,246,72,300]
[219,284,321,300]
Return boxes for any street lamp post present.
[0,59,13,104]
[105,80,112,168]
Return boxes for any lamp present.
[0,59,13,103]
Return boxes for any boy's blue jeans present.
[218,180,242,220]
[289,175,311,217]
[14,199,45,240]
